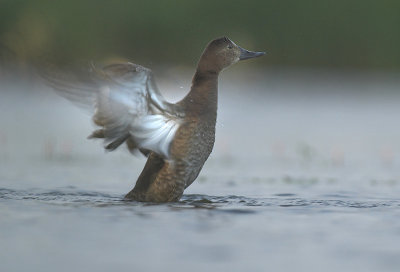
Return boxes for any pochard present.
[46,37,265,202]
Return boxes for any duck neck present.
[184,69,219,116]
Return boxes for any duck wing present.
[43,62,184,159]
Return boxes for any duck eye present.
[228,45,233,49]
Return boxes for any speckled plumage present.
[46,37,264,202]
[125,38,264,202]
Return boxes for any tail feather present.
[88,129,105,139]
[105,134,130,151]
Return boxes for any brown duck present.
[46,37,265,202]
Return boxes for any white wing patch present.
[131,115,180,158]
[97,84,180,158]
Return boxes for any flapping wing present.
[43,62,184,159]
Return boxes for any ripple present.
[274,193,297,197]
[0,188,123,206]
[180,194,399,210]
[1,188,399,211]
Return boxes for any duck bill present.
[239,46,266,60]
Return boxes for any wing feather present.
[41,62,183,158]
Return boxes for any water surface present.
[1,69,400,272]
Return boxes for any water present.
[1,68,400,272]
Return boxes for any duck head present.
[197,37,265,73]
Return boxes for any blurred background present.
[1,0,400,70]
[1,2,400,272]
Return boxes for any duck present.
[45,37,265,202]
